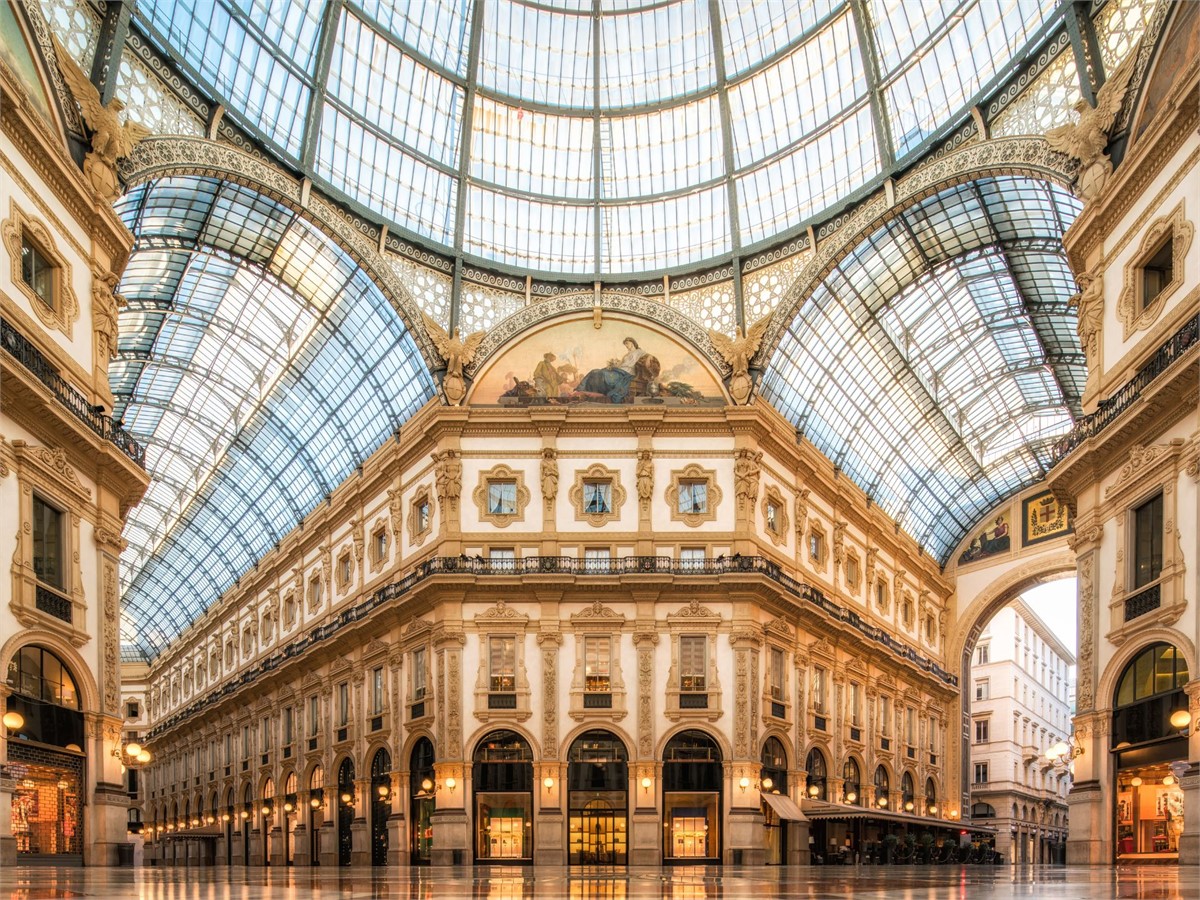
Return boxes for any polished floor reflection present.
[0,865,1195,900]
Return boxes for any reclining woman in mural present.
[573,337,662,403]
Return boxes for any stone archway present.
[945,551,1077,816]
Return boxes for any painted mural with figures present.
[469,314,725,406]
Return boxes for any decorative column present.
[728,628,766,865]
[1178,680,1200,865]
[630,627,660,865]
[535,627,564,864]
[429,627,469,866]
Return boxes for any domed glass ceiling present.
[131,0,1062,276]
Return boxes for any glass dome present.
[131,0,1060,277]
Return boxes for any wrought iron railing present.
[147,554,958,738]
[1,316,145,467]
[35,584,72,623]
[1124,583,1161,623]
[1052,313,1199,462]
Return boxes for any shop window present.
[662,731,722,862]
[1113,642,1190,746]
[473,730,534,862]
[567,731,628,865]
[842,758,861,805]
[805,748,827,800]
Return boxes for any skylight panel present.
[479,1,593,108]
[727,12,865,169]
[603,184,730,272]
[355,0,475,76]
[602,98,723,199]
[718,0,841,76]
[598,0,716,107]
[472,99,594,200]
[328,10,465,168]
[464,187,595,273]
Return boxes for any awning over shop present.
[800,799,995,833]
[761,792,807,821]
[164,827,222,839]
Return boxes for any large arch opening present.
[661,729,722,864]
[566,729,629,866]
[472,730,534,864]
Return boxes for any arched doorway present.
[472,730,534,863]
[566,730,628,865]
[873,766,890,810]
[1112,642,1190,862]
[925,777,938,816]
[900,771,915,813]
[241,784,252,864]
[661,730,722,863]
[370,748,391,866]
[4,645,85,863]
[409,738,435,864]
[336,758,355,866]
[760,737,788,865]
[842,758,862,805]
[283,772,297,865]
[308,765,324,866]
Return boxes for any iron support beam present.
[707,0,745,330]
[449,0,487,334]
[850,0,896,169]
[90,0,133,106]
[301,0,345,171]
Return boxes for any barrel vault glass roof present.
[761,176,1084,557]
[113,177,435,657]
[130,0,1065,276]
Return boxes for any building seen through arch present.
[0,0,1196,875]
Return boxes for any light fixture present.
[1169,709,1192,733]
[377,785,390,799]
[340,792,353,805]
[1163,775,1176,786]
[844,791,856,803]
[126,742,143,757]
[808,784,820,797]
[1045,734,1083,769]
[739,776,751,793]
[949,810,960,819]
[1130,776,1142,787]
[261,805,271,816]
[310,797,322,809]
[240,810,249,819]
[543,776,554,791]
[928,804,938,815]
[420,778,434,793]
[445,777,457,793]
[206,815,215,824]
[641,776,653,794]
[905,801,914,812]
[3,710,25,731]
[283,802,294,812]
[761,777,773,791]
[137,750,152,764]
[221,813,231,822]
[877,797,888,808]
[65,743,82,753]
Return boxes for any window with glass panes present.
[284,707,294,745]
[488,480,517,515]
[583,547,611,572]
[308,695,319,735]
[680,547,705,570]
[584,636,611,691]
[680,636,706,691]
[583,480,612,514]
[20,235,55,308]
[31,495,64,588]
[1132,493,1163,587]
[489,637,516,692]
[812,666,826,713]
[372,666,384,714]
[677,480,708,515]
[850,682,862,726]
[769,647,785,701]
[337,682,349,726]
[412,647,427,699]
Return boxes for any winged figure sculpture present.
[422,312,486,406]
[708,315,770,405]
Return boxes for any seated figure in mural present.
[574,337,661,403]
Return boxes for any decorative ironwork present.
[35,585,72,623]
[583,693,613,709]
[679,694,709,709]
[487,693,517,710]
[1,316,145,466]
[1124,584,1162,623]
[147,554,958,739]
[1053,314,1199,461]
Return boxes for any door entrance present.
[569,802,627,865]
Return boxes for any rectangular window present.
[1133,493,1163,588]
[583,481,612,515]
[583,547,611,573]
[974,719,990,744]
[680,636,707,692]
[905,707,916,746]
[765,501,780,533]
[974,762,989,784]
[808,531,823,561]
[261,716,271,751]
[337,682,349,727]
[309,576,322,609]
[811,666,827,713]
[489,548,516,573]
[241,725,250,759]
[416,500,431,533]
[283,707,294,746]
[1141,235,1174,308]
[880,694,892,735]
[584,636,611,692]
[224,733,232,766]
[372,666,384,715]
[126,701,140,719]
[489,636,516,692]
[927,716,937,752]
[679,547,705,570]
[31,496,63,589]
[20,235,55,307]
[372,528,387,563]
[677,480,708,515]
[850,682,862,726]
[974,679,989,701]
[769,648,786,701]
[975,643,990,665]
[412,647,427,700]
[488,481,517,515]
[338,554,352,587]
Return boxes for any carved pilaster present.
[633,631,658,758]
[537,631,562,759]
[1076,550,1096,712]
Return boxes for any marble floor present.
[1,865,1196,900]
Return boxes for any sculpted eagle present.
[708,315,770,405]
[422,312,486,406]
[1045,52,1137,202]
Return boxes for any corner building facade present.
[139,392,961,867]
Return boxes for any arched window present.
[805,748,827,800]
[873,765,890,808]
[971,801,996,818]
[1113,642,1190,745]
[760,737,787,794]
[900,771,915,811]
[842,758,861,805]
[924,777,938,814]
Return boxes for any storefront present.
[759,737,790,865]
[282,772,297,865]
[307,766,324,866]
[5,645,86,864]
[409,739,435,864]
[662,730,722,863]
[336,758,355,866]
[567,730,628,865]
[1112,642,1190,862]
[473,730,534,863]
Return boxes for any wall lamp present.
[113,741,153,765]
[543,776,555,792]
[641,776,653,795]
[1169,708,1192,735]
[738,776,752,793]
[3,710,24,732]
[445,777,457,793]
[1045,735,1083,769]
